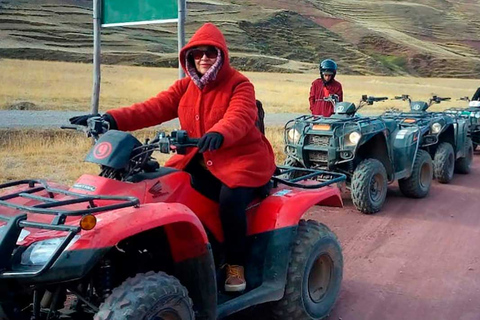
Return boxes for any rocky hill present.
[1,0,480,77]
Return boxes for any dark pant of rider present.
[184,156,256,266]
[184,155,256,291]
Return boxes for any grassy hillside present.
[1,0,480,77]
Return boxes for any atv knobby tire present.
[455,138,473,174]
[94,271,194,320]
[351,159,388,214]
[270,220,343,320]
[399,149,433,198]
[433,142,455,184]
[283,157,303,180]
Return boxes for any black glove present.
[69,113,117,130]
[197,132,224,153]
[69,114,99,126]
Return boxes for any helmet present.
[319,59,337,83]
[320,59,337,74]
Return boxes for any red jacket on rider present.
[106,23,276,189]
[309,79,343,117]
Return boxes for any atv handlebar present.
[61,116,109,141]
[361,95,388,104]
[158,130,200,155]
[393,94,411,101]
[429,95,451,106]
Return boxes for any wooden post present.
[91,0,101,114]
[178,0,186,79]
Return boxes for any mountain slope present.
[1,0,480,77]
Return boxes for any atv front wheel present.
[351,159,388,214]
[270,220,343,320]
[399,149,433,198]
[94,271,194,320]
[455,138,473,174]
[433,142,455,183]
[283,157,303,179]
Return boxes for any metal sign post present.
[90,0,185,114]
[178,0,186,79]
[91,0,101,115]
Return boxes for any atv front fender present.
[71,203,209,262]
[247,185,342,235]
[454,119,469,157]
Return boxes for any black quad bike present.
[0,117,347,320]
[383,95,473,181]
[444,96,480,151]
[284,94,434,214]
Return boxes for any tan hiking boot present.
[225,265,246,292]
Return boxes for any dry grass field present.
[1,58,479,184]
[0,127,285,185]
[1,59,479,114]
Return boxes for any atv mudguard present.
[391,127,421,180]
[246,185,343,235]
[453,118,470,158]
[69,202,209,262]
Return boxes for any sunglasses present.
[191,48,218,60]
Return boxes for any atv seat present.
[127,167,179,183]
[256,99,265,134]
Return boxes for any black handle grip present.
[61,125,78,130]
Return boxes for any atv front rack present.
[0,179,139,278]
[272,166,346,189]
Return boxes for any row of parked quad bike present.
[0,96,478,320]
[284,93,480,214]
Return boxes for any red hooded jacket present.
[106,23,276,188]
[309,78,343,117]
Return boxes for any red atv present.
[0,118,346,320]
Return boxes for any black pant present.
[185,156,257,266]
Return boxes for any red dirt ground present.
[304,152,480,320]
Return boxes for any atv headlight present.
[287,128,301,144]
[21,237,65,266]
[347,131,361,145]
[431,123,442,134]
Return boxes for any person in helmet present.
[309,59,343,116]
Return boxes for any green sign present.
[101,0,178,27]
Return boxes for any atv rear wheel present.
[94,271,194,320]
[433,142,455,184]
[399,149,433,198]
[351,159,388,214]
[455,138,473,174]
[270,220,343,320]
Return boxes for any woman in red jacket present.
[70,23,276,293]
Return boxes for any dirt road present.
[304,153,480,320]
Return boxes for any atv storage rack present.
[0,179,139,279]
[273,165,346,189]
